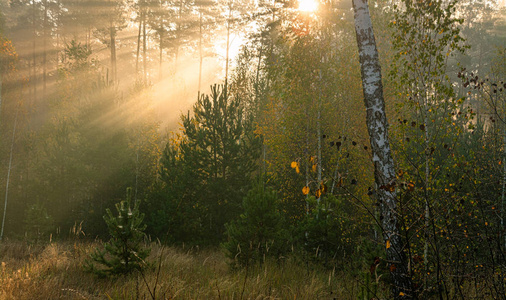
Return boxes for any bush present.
[24,202,54,243]
[223,178,288,267]
[84,188,150,277]
[296,195,357,267]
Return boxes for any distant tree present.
[195,0,220,95]
[171,0,197,73]
[85,188,150,277]
[146,0,174,80]
[94,0,127,83]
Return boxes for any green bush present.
[85,188,150,277]
[223,178,289,267]
[24,202,54,243]
[296,195,357,267]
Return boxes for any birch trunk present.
[0,106,18,242]
[352,0,412,298]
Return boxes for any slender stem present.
[1,106,19,242]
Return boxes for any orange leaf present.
[302,186,310,195]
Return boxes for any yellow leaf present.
[312,164,317,172]
[399,292,405,296]
[295,166,300,174]
[315,189,321,198]
[386,239,391,249]
[302,186,310,195]
[291,161,298,168]
[320,182,327,193]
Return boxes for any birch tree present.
[352,0,412,298]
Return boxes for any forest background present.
[0,0,505,298]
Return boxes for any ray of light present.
[298,0,318,12]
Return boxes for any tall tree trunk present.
[0,74,2,124]
[317,68,323,205]
[0,106,18,242]
[143,17,147,84]
[136,13,142,75]
[225,2,232,88]
[32,0,37,101]
[175,0,183,74]
[159,30,163,80]
[43,0,48,98]
[502,99,506,249]
[109,25,117,83]
[352,0,413,298]
[198,10,203,97]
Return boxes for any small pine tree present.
[85,188,149,277]
[223,178,288,267]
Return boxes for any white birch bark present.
[352,0,412,297]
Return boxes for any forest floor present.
[0,240,372,299]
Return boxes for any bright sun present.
[298,0,318,12]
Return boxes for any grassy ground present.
[0,240,370,299]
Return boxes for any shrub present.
[296,195,357,267]
[84,188,150,277]
[223,178,288,267]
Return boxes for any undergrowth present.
[0,240,363,299]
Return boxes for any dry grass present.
[0,240,361,299]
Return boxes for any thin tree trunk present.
[175,0,183,74]
[32,0,37,101]
[143,17,147,84]
[424,91,430,284]
[225,3,232,88]
[110,25,117,83]
[136,13,142,75]
[159,30,163,80]
[502,109,506,249]
[317,68,322,205]
[43,0,48,98]
[0,75,2,125]
[0,106,18,242]
[305,109,310,213]
[255,47,262,100]
[352,0,413,298]
[198,10,203,97]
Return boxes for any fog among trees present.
[0,0,505,298]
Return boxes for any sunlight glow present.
[298,0,318,12]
